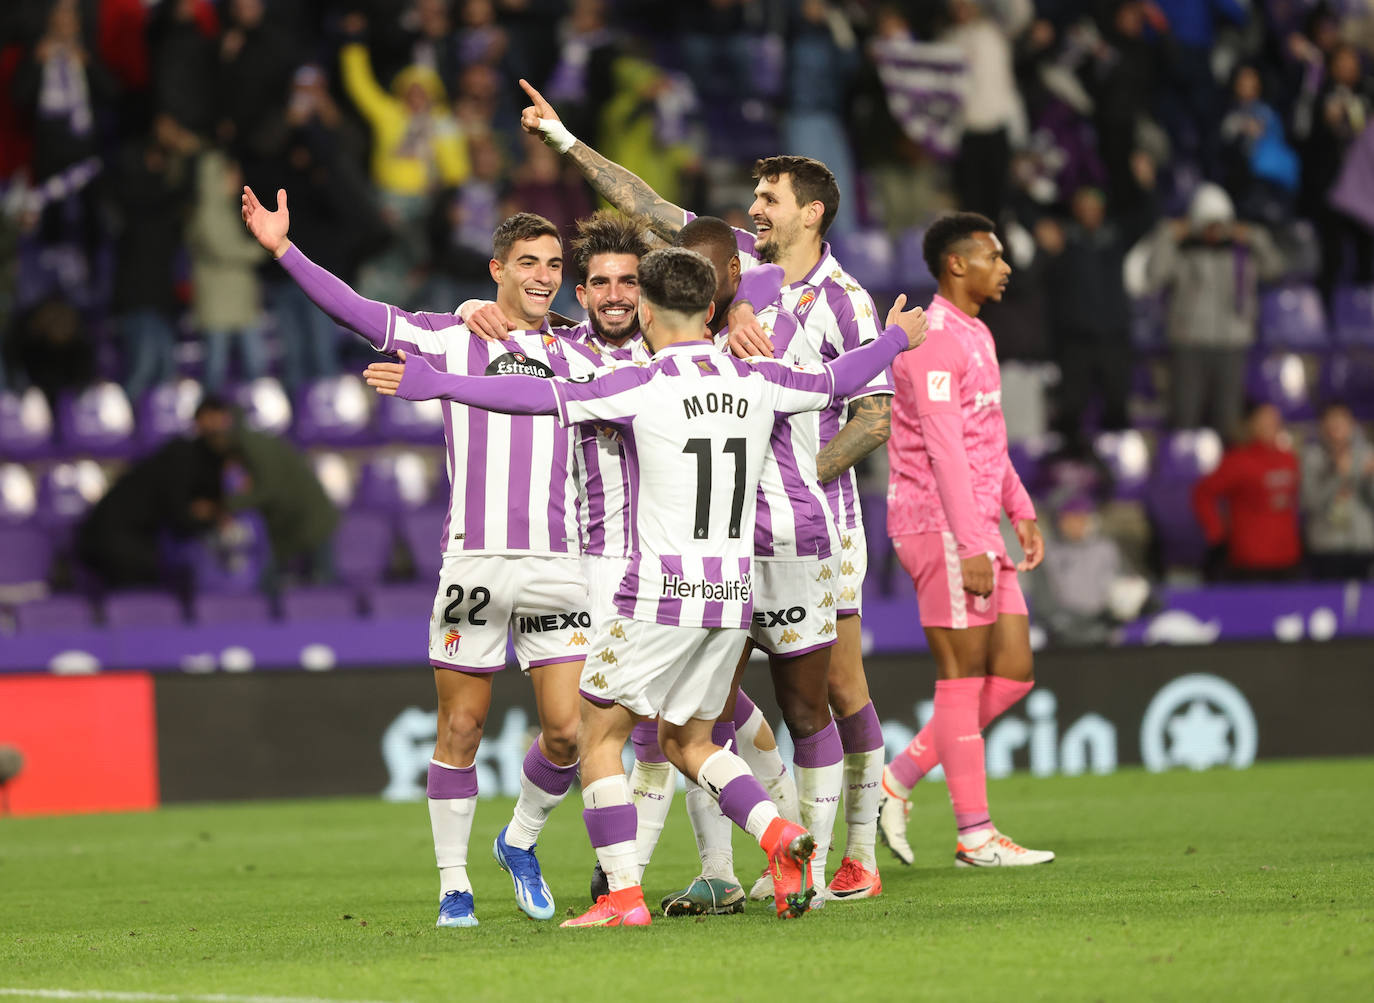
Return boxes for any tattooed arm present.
[816,395,892,484]
[519,78,685,241]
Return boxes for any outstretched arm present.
[365,352,557,415]
[519,78,685,241]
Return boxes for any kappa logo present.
[840,586,857,602]
[819,593,835,608]
[597,648,618,665]
[587,671,608,689]
[443,628,461,657]
[820,620,835,636]
[815,565,833,582]
[567,631,589,646]
[927,370,952,403]
[779,628,802,645]
[609,622,627,640]
[842,535,853,550]
[841,562,856,576]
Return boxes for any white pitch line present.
[0,989,402,1003]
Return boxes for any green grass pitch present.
[3,760,1372,1002]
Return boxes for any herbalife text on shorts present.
[660,574,751,603]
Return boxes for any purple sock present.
[711,721,737,750]
[427,761,477,799]
[631,720,667,764]
[792,720,843,768]
[717,774,770,831]
[732,690,758,729]
[523,740,577,796]
[835,702,883,753]
[583,803,638,849]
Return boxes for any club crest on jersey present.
[795,288,817,317]
[443,628,461,657]
[486,352,555,378]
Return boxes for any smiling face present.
[577,252,640,344]
[748,173,820,264]
[490,235,563,328]
[954,231,1011,304]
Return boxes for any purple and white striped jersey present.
[387,312,597,558]
[715,305,840,561]
[559,322,653,559]
[551,342,841,629]
[684,212,893,532]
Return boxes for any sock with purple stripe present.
[793,720,844,888]
[427,759,477,898]
[733,690,801,822]
[505,736,577,851]
[698,747,778,841]
[836,702,885,868]
[628,720,677,877]
[583,775,639,892]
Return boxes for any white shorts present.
[581,554,627,631]
[836,523,867,617]
[749,555,842,657]
[428,554,591,673]
[579,618,748,726]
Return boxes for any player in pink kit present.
[878,213,1055,868]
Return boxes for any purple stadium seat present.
[183,511,273,596]
[192,592,274,626]
[14,594,95,633]
[1093,429,1151,500]
[354,451,437,511]
[102,591,185,628]
[137,378,203,451]
[0,388,55,460]
[281,586,359,621]
[234,377,293,435]
[1246,352,1316,420]
[1258,286,1327,350]
[828,230,896,295]
[0,464,38,526]
[0,528,53,587]
[36,460,107,538]
[367,582,434,618]
[334,510,395,586]
[399,506,446,583]
[56,381,136,457]
[1146,430,1222,571]
[312,451,357,510]
[293,375,375,447]
[1320,352,1374,420]
[374,393,445,444]
[1331,285,1374,347]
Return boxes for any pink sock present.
[931,677,991,834]
[980,676,1033,728]
[889,729,938,791]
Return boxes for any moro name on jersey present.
[683,391,751,420]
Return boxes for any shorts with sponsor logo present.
[749,555,842,657]
[893,531,1027,630]
[579,619,748,726]
[428,554,591,673]
[581,554,627,631]
[836,523,867,616]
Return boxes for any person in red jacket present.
[1192,401,1302,579]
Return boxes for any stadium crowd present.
[3,0,1374,625]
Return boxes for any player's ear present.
[488,257,502,284]
[704,300,716,326]
[947,252,965,278]
[729,254,741,283]
[807,200,824,230]
[576,284,589,310]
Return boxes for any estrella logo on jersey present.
[780,628,802,645]
[486,352,555,379]
[841,561,856,576]
[840,586,857,602]
[587,671,608,689]
[609,622,627,640]
[820,620,835,636]
[597,648,618,664]
[567,632,589,646]
[819,593,835,608]
[443,628,461,657]
[815,565,833,582]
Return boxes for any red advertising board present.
[0,673,159,816]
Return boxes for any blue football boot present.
[493,826,556,920]
[436,889,479,928]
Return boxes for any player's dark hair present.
[637,247,717,316]
[753,155,840,236]
[492,212,560,263]
[570,210,651,278]
[676,215,738,264]
[922,211,998,281]
[194,394,232,419]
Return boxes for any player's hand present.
[960,553,995,598]
[461,301,516,341]
[241,186,291,258]
[1014,519,1044,572]
[726,302,774,358]
[364,353,405,396]
[886,294,928,350]
[519,78,559,135]
[365,349,448,401]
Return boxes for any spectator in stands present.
[1301,402,1374,580]
[188,149,268,391]
[214,0,292,160]
[150,0,217,145]
[1192,401,1302,581]
[1220,63,1300,225]
[432,132,509,306]
[76,395,229,589]
[8,292,95,405]
[339,13,469,305]
[1144,182,1284,435]
[111,136,191,401]
[1152,0,1247,180]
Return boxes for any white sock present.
[429,796,475,898]
[685,780,735,880]
[735,705,801,822]
[505,757,575,851]
[630,758,677,878]
[698,747,779,842]
[843,748,884,868]
[796,760,843,888]
[583,775,639,892]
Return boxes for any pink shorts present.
[893,531,1027,630]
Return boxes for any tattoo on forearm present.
[816,396,892,484]
[568,142,684,240]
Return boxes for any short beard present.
[589,310,638,345]
[756,237,781,264]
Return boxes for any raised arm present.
[365,352,558,415]
[519,78,686,241]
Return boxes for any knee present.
[436,706,484,762]
[657,729,689,772]
[826,675,870,719]
[776,692,831,740]
[540,722,579,766]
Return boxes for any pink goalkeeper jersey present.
[887,295,1034,558]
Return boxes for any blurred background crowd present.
[2,0,1374,646]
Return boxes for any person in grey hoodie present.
[1145,182,1284,435]
[1302,402,1374,580]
